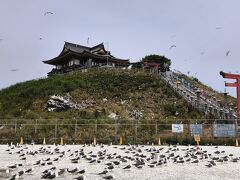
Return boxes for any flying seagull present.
[87,37,89,45]
[226,50,230,56]
[169,45,176,49]
[44,12,53,16]
[216,27,223,30]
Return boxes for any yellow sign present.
[93,137,96,146]
[158,137,161,146]
[194,134,200,142]
[119,136,123,145]
[20,137,24,145]
[60,137,64,145]
[43,137,46,145]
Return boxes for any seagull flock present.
[1,143,240,179]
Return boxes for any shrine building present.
[43,42,130,75]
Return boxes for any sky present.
[0,0,239,97]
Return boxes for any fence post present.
[35,119,37,134]
[14,120,17,133]
[155,121,158,136]
[235,119,238,139]
[114,119,118,143]
[135,120,138,143]
[74,118,77,138]
[54,119,58,144]
[14,119,17,143]
[95,119,98,137]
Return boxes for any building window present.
[68,60,74,66]
[74,59,80,65]
[56,65,62,69]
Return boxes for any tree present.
[141,54,171,65]
[141,54,172,71]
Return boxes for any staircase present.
[157,70,237,120]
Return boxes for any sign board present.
[190,124,203,136]
[213,124,236,137]
[172,124,183,133]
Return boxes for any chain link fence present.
[0,119,238,145]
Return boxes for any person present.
[200,89,206,99]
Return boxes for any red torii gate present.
[220,71,240,120]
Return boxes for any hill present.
[0,69,237,144]
[0,69,206,120]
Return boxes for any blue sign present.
[172,124,183,133]
[213,124,236,137]
[190,124,203,136]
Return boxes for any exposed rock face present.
[108,112,119,119]
[46,94,79,112]
[128,109,144,119]
[46,94,96,112]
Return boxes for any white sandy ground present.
[0,144,240,180]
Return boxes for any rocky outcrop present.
[46,94,96,112]
[128,109,144,119]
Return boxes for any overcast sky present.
[0,0,239,97]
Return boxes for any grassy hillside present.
[0,69,237,144]
[0,69,206,120]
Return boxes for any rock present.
[103,98,108,102]
[128,109,143,119]
[120,99,127,105]
[46,95,80,112]
[108,113,119,119]
[81,99,96,108]
[46,94,96,112]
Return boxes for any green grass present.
[0,69,212,120]
[0,69,236,144]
